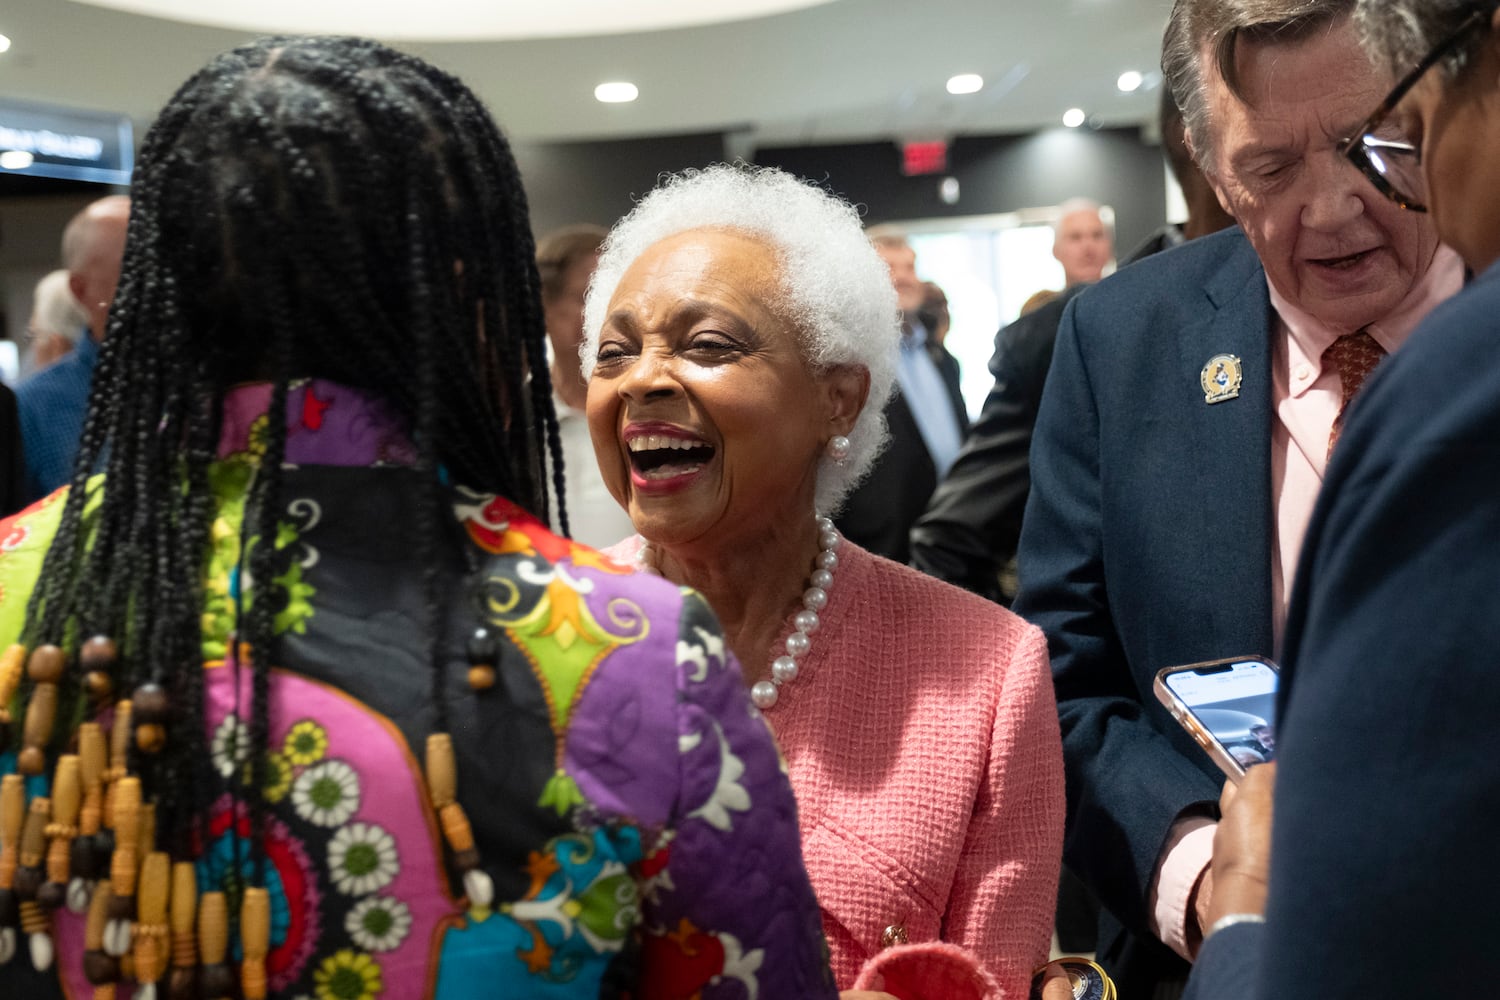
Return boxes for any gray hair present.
[1354,0,1491,79]
[582,164,899,516]
[29,269,87,343]
[1163,0,1356,168]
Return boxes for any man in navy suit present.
[837,233,967,563]
[1012,0,1464,993]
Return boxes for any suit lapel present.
[1176,236,1276,656]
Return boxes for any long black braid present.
[15,35,565,878]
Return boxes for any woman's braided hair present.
[16,35,565,873]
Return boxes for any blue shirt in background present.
[894,319,963,478]
[16,331,97,502]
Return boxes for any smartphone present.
[1153,656,1279,781]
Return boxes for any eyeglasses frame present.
[1341,6,1493,212]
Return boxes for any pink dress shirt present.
[1147,245,1465,961]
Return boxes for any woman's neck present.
[649,514,821,680]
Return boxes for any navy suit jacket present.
[837,343,967,564]
[1187,259,1500,999]
[1014,227,1276,985]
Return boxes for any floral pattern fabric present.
[0,379,834,1000]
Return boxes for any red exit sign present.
[901,141,948,176]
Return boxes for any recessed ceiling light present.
[1063,108,1086,128]
[1117,70,1143,93]
[0,151,35,170]
[946,73,983,96]
[594,82,639,104]
[0,34,11,53]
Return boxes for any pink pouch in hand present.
[851,940,1000,1000]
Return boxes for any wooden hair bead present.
[79,636,118,672]
[19,798,49,873]
[108,778,140,902]
[107,700,133,781]
[0,643,24,722]
[0,774,23,889]
[78,723,107,838]
[168,862,197,999]
[132,852,169,984]
[81,636,118,708]
[133,683,171,754]
[131,684,170,724]
[467,665,497,690]
[19,682,58,775]
[84,672,114,706]
[19,898,47,933]
[102,701,132,827]
[240,886,271,1000]
[25,644,66,685]
[136,805,156,868]
[196,890,228,966]
[425,733,457,809]
[45,756,81,886]
[438,802,475,855]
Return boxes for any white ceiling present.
[0,0,1174,149]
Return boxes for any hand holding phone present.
[1154,656,1278,781]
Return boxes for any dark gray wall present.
[513,131,728,237]
[757,126,1167,255]
[0,126,1170,348]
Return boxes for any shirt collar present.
[1269,243,1466,395]
[901,316,929,349]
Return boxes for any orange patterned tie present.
[1323,329,1387,460]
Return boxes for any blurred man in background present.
[16,194,130,500]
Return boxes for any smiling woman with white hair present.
[583,164,1065,1000]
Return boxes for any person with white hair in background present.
[15,195,130,501]
[1051,198,1114,288]
[582,163,1066,1000]
[22,269,88,376]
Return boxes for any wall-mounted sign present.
[901,140,948,177]
[0,98,133,185]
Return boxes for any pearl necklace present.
[635,515,839,711]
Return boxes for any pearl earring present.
[826,435,851,463]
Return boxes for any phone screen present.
[1163,659,1278,770]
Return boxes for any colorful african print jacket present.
[0,379,835,999]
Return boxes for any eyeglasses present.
[1341,7,1491,212]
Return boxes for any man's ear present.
[68,272,87,306]
[823,364,870,438]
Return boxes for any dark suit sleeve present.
[1200,305,1500,999]
[1013,300,1220,936]
[835,393,936,565]
[910,304,1061,599]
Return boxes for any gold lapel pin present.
[1201,354,1243,404]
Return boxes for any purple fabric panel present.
[563,562,685,827]
[657,592,837,999]
[217,379,418,466]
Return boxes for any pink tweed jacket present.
[609,536,1064,998]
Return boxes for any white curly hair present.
[581,163,900,516]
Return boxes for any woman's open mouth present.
[626,432,715,485]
